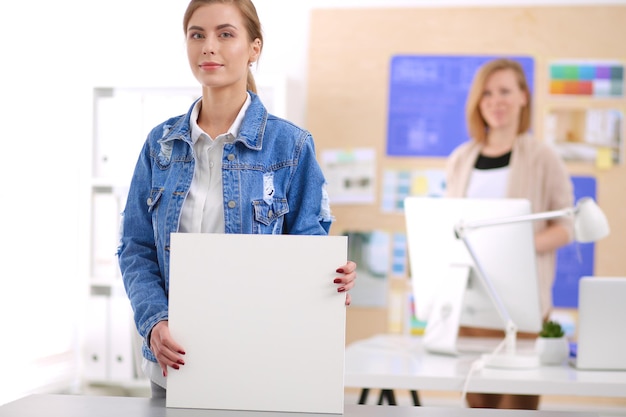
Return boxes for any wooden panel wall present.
[306,5,626,345]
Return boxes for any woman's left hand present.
[334,260,357,306]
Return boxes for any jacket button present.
[227,200,236,208]
[227,154,235,161]
[268,210,274,217]
[147,198,153,205]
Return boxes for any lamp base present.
[481,352,540,369]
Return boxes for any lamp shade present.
[574,197,610,242]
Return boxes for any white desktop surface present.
[345,334,626,397]
[0,394,599,417]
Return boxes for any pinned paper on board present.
[386,55,534,157]
[321,148,376,204]
[549,60,624,98]
[381,169,446,213]
[411,175,429,196]
[596,147,614,169]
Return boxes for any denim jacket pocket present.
[252,198,289,234]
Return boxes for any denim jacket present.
[117,92,333,362]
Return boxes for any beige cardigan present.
[445,133,574,318]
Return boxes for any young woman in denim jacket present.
[117,0,357,397]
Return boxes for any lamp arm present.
[453,208,574,324]
[448,202,596,367]
[456,207,574,235]
[458,234,521,355]
[457,233,513,327]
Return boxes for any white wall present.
[0,1,89,404]
[79,0,626,127]
[0,0,623,406]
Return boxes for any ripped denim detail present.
[156,137,174,166]
[319,182,334,222]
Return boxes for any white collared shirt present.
[143,93,251,389]
[179,93,251,234]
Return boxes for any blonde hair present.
[183,0,263,93]
[465,58,531,143]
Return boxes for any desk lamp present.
[454,197,610,369]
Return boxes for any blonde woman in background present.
[445,58,574,410]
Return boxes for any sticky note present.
[595,147,613,169]
[411,175,429,196]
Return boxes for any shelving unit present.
[84,86,201,388]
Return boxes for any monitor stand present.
[422,264,469,356]
[422,264,540,369]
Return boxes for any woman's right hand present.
[150,320,186,377]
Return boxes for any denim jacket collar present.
[158,91,267,151]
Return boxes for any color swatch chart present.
[549,62,624,97]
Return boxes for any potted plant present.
[535,320,570,365]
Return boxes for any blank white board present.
[166,233,347,414]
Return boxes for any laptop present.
[573,276,626,370]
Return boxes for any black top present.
[474,151,512,170]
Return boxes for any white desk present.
[345,334,626,398]
[0,394,599,417]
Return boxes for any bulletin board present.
[306,5,626,345]
[387,55,535,157]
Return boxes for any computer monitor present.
[404,197,543,358]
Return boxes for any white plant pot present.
[535,336,570,365]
